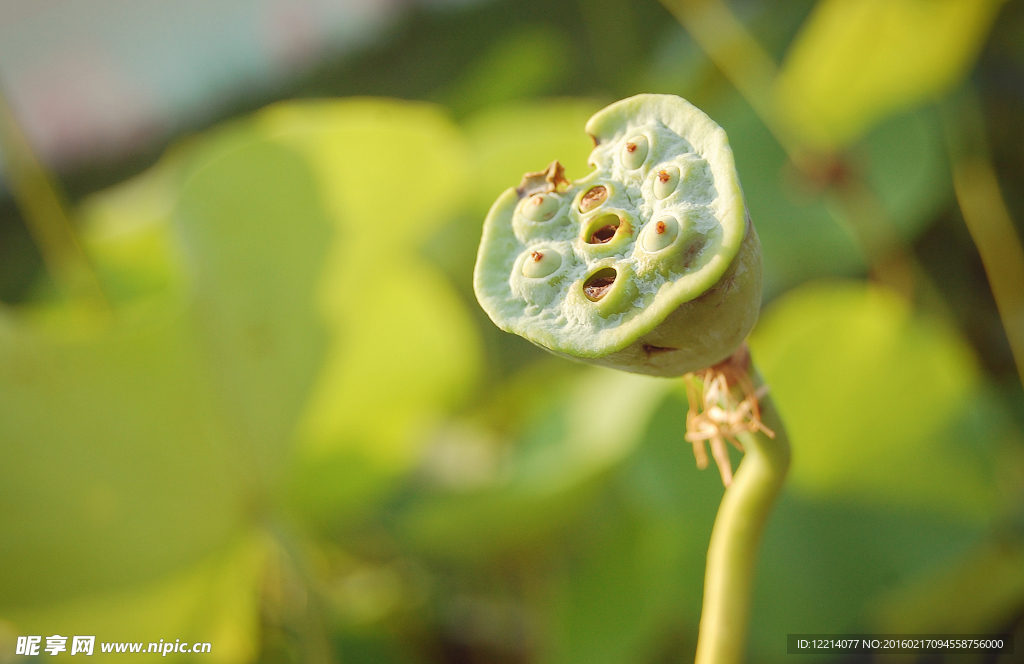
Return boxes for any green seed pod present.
[474,94,762,377]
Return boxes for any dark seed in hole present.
[590,225,617,244]
[584,278,615,300]
[583,268,617,301]
[580,186,608,212]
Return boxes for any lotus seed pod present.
[474,94,762,377]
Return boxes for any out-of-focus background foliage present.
[1,0,1023,662]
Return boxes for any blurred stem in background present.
[664,0,1024,391]
[657,0,794,154]
[658,0,917,299]
[942,88,1024,391]
[689,353,790,664]
[0,85,107,311]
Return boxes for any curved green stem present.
[0,84,107,309]
[694,370,790,664]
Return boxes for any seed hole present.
[586,214,622,244]
[591,225,616,243]
[583,268,617,301]
[579,185,608,213]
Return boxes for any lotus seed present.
[579,185,609,212]
[586,213,622,244]
[654,166,680,200]
[583,268,617,301]
[522,193,560,222]
[641,217,679,252]
[621,135,649,170]
[522,249,561,278]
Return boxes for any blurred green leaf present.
[0,117,335,611]
[1,98,485,643]
[749,496,983,661]
[259,99,470,247]
[749,280,997,521]
[870,402,1024,634]
[775,0,1006,148]
[541,497,687,664]
[859,108,953,242]
[77,162,185,305]
[252,100,482,523]
[0,302,247,605]
[642,24,712,98]
[176,133,333,479]
[463,99,602,217]
[710,92,866,295]
[335,628,428,664]
[396,368,674,560]
[4,532,268,663]
[538,392,725,664]
[875,540,1024,634]
[439,25,574,118]
[714,92,955,295]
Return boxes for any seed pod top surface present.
[474,94,752,367]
